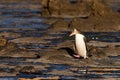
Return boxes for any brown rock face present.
[0,36,8,48]
[41,0,120,32]
[41,0,113,17]
[89,0,113,16]
[0,38,7,47]
[20,66,36,74]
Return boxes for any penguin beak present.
[69,32,74,37]
[69,28,77,37]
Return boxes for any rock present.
[0,32,21,39]
[40,0,120,32]
[0,72,16,77]
[41,0,114,17]
[10,37,49,44]
[5,42,18,50]
[0,37,7,47]
[89,0,113,16]
[20,66,36,74]
[18,76,60,80]
[13,66,22,73]
[14,66,22,72]
[0,41,18,54]
[106,44,115,49]
[87,45,107,59]
[41,0,50,16]
[49,19,70,31]
[0,41,39,58]
[56,40,107,59]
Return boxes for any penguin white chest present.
[75,34,87,58]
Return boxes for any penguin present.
[69,28,88,59]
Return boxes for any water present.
[0,1,120,80]
[84,32,120,42]
[108,1,120,12]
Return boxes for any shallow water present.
[84,32,120,42]
[108,1,120,12]
[0,1,120,80]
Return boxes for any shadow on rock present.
[58,45,107,60]
[58,47,84,59]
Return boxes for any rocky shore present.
[41,0,120,32]
[0,27,120,79]
[0,0,120,79]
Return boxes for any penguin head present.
[69,28,80,36]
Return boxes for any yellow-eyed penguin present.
[69,28,88,59]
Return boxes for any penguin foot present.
[73,54,80,58]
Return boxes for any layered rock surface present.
[41,0,120,32]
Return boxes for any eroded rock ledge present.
[41,0,114,17]
[41,0,120,32]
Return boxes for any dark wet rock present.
[0,72,16,76]
[13,66,22,73]
[56,41,73,49]
[10,37,50,44]
[19,76,60,80]
[87,45,107,59]
[106,44,115,49]
[41,0,115,17]
[20,66,36,74]
[47,19,70,31]
[103,47,120,57]
[0,41,39,58]
[0,32,21,39]
[72,16,120,32]
[0,67,13,73]
[37,48,95,66]
[95,58,113,66]
[5,42,18,50]
[45,14,120,31]
[0,41,18,53]
[0,49,39,58]
[41,0,120,32]
[87,41,120,57]
[89,0,113,17]
[0,1,119,78]
[44,18,58,25]
[56,40,107,59]
[38,49,77,64]
[48,54,72,63]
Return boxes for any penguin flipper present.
[84,37,88,53]
[73,42,76,52]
